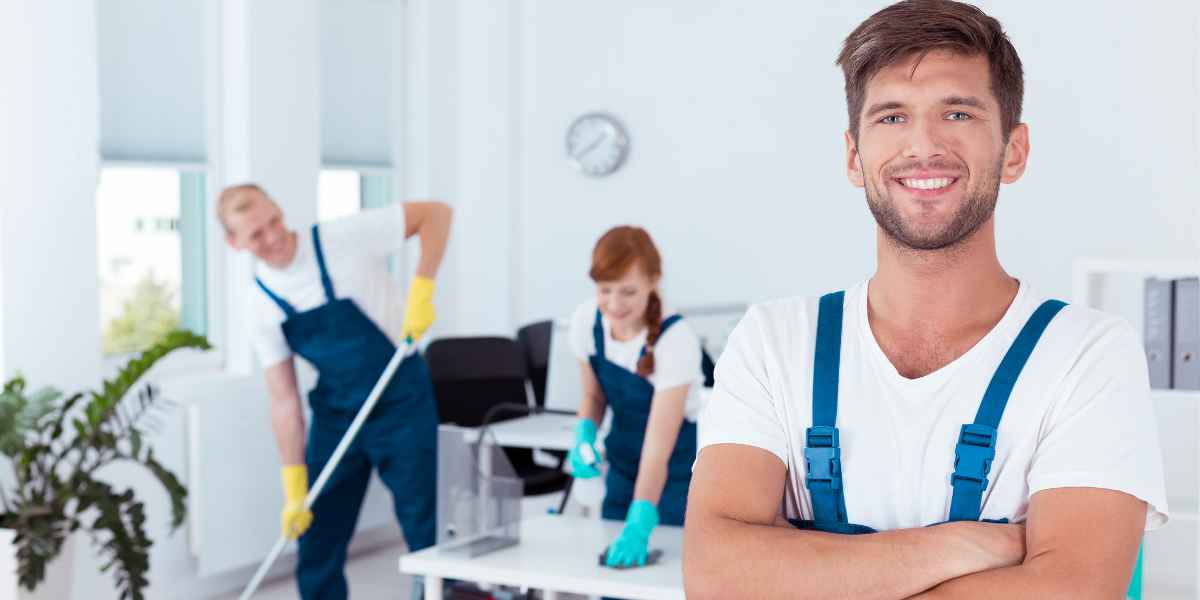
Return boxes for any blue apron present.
[256,225,438,600]
[590,310,703,526]
[792,291,1066,534]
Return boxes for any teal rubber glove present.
[606,499,659,567]
[568,418,601,479]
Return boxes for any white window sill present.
[102,348,226,387]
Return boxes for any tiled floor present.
[235,541,416,600]
[234,543,594,600]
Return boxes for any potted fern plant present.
[0,330,209,600]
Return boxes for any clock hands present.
[571,133,608,161]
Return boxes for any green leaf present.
[86,402,102,428]
[18,446,37,469]
[9,501,70,592]
[142,449,188,529]
[0,331,206,600]
[82,483,153,600]
[4,374,26,395]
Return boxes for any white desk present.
[400,514,685,600]
[466,412,595,452]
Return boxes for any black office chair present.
[516,320,553,408]
[424,336,570,497]
[515,319,572,476]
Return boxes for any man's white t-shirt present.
[250,205,408,368]
[699,280,1169,531]
[569,299,706,421]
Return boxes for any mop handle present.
[239,339,415,600]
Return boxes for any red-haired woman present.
[568,226,708,568]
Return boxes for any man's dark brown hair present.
[837,0,1024,141]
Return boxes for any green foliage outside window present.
[103,273,180,356]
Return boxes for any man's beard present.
[864,158,1003,251]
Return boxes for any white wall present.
[0,0,103,392]
[0,2,115,598]
[438,0,520,336]
[443,0,1200,330]
[990,0,1200,287]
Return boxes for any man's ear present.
[846,130,865,188]
[1001,123,1030,184]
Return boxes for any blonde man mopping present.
[220,184,451,599]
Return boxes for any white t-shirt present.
[569,299,706,421]
[699,280,1168,531]
[250,205,408,368]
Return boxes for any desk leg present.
[424,575,443,600]
[556,475,574,514]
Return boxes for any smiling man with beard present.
[682,1,1168,598]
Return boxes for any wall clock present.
[565,112,630,177]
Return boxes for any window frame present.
[97,160,224,377]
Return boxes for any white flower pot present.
[0,528,76,600]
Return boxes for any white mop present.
[239,338,416,600]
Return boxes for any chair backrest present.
[516,320,553,408]
[424,336,530,427]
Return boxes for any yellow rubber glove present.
[281,465,313,540]
[401,276,437,342]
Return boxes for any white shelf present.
[1146,383,1200,597]
[1153,389,1200,400]
[1072,258,1199,307]
[1141,583,1194,600]
[1074,258,1200,277]
[1170,509,1200,521]
[1074,258,1200,287]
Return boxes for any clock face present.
[565,112,629,177]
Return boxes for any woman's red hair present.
[590,226,664,377]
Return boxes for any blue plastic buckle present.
[950,424,996,491]
[805,426,843,491]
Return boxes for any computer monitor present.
[543,318,583,413]
[679,303,747,363]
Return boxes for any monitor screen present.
[543,318,584,413]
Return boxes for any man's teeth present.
[901,177,954,190]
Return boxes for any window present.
[96,167,207,356]
[318,169,394,219]
[318,169,401,275]
[317,169,362,221]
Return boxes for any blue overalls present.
[792,291,1067,533]
[256,225,438,600]
[590,310,707,526]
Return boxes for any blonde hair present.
[216,183,271,231]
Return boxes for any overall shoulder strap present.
[640,314,684,359]
[806,291,849,524]
[812,292,845,427]
[947,299,1068,522]
[591,308,606,358]
[659,314,683,334]
[255,277,298,318]
[310,224,336,302]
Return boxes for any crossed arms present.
[683,443,1145,600]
